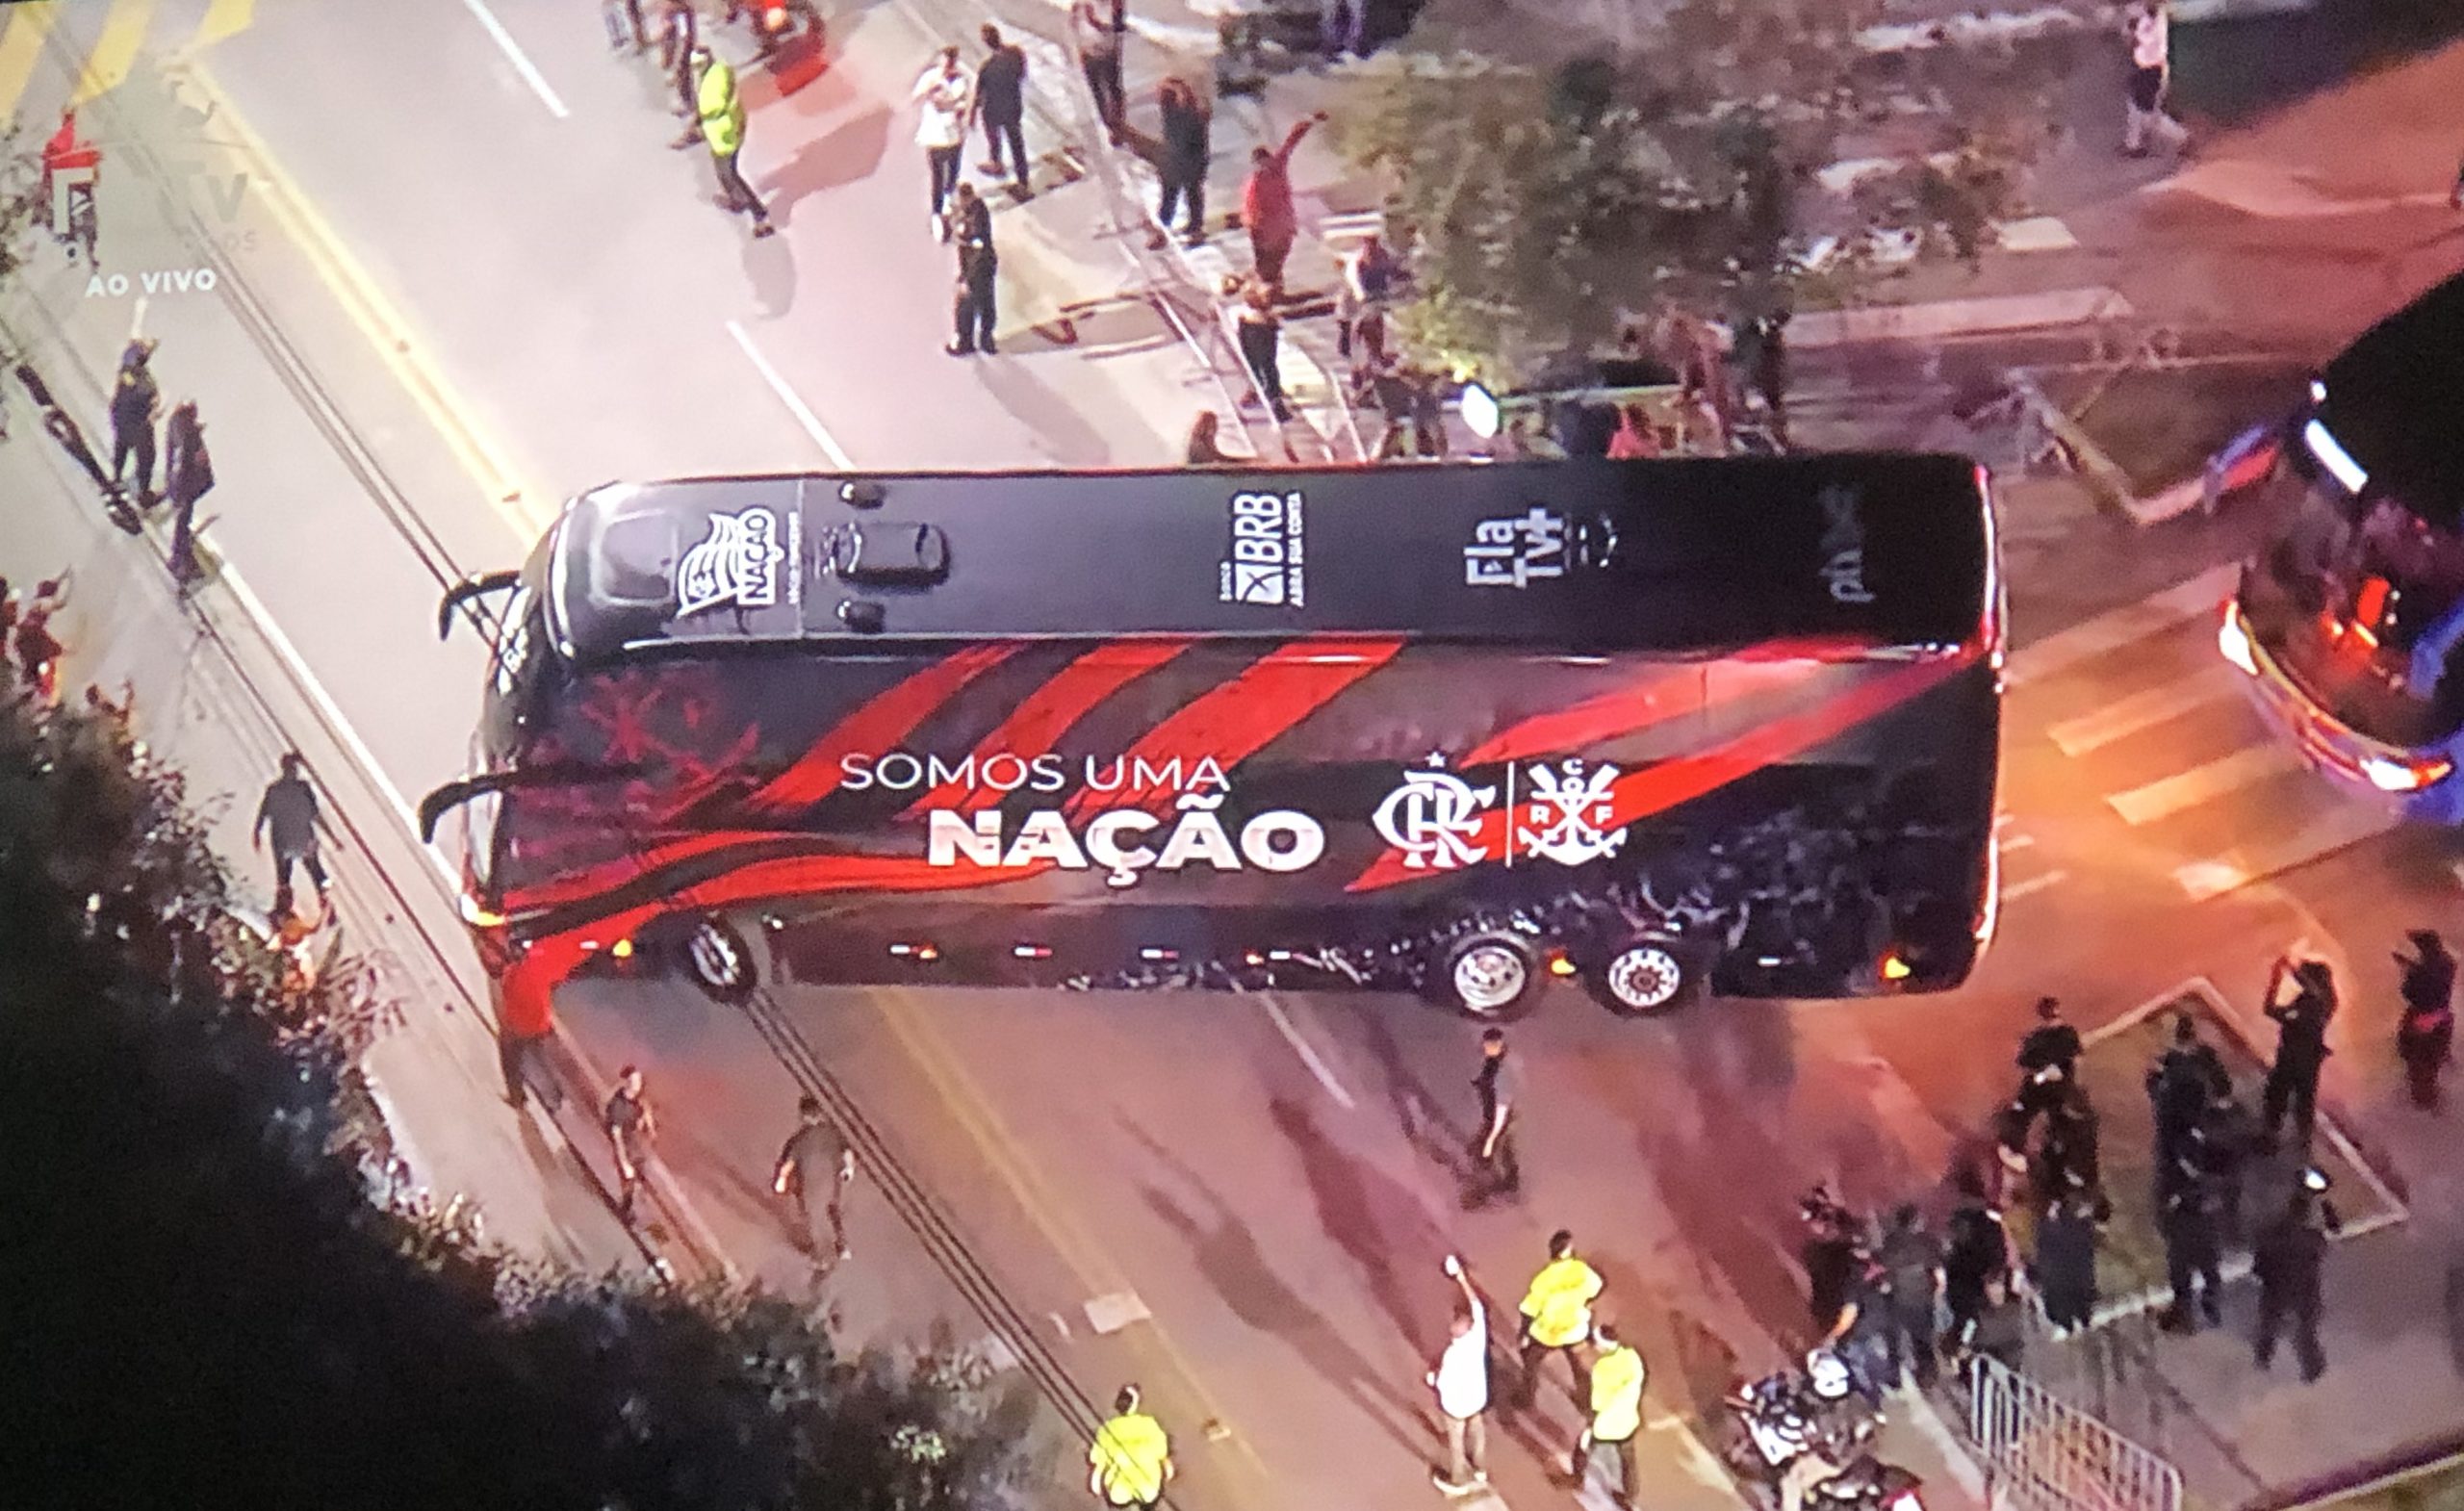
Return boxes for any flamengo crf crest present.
[1517,758,1625,865]
[676,507,785,618]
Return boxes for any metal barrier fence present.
[1969,1354,2185,1511]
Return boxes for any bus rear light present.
[1244,951,1267,966]
[2218,604,2258,677]
[1879,951,1914,983]
[1546,951,1578,977]
[2362,754,2452,793]
[1013,943,1053,960]
[610,937,634,960]
[1140,947,1181,963]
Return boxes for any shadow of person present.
[754,105,892,218]
[1352,1009,1474,1186]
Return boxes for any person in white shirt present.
[1426,1255,1492,1494]
[913,47,975,240]
[2121,0,2188,157]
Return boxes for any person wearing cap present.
[2146,1011,2230,1168]
[773,1092,855,1265]
[2015,995,2082,1117]
[2261,958,2336,1147]
[1088,1385,1173,1511]
[2397,929,2454,1110]
[1517,1230,1604,1410]
[1571,1320,1645,1508]
[692,45,776,238]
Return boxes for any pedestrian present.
[162,398,215,588]
[1463,1026,1520,1206]
[604,1063,658,1224]
[1941,1168,2012,1354]
[1801,1195,1861,1340]
[2253,1182,2339,1382]
[12,578,65,705]
[2197,1086,2258,1242]
[2034,1192,2098,1339]
[1517,1230,1604,1410]
[1875,1203,1943,1388]
[945,182,999,355]
[2397,929,2455,1110]
[2261,957,2335,1147]
[1239,111,1324,295]
[1356,354,1421,461]
[1336,231,1401,360]
[2120,0,2189,158]
[1231,277,1291,423]
[1184,409,1230,465]
[1320,0,1365,59]
[912,47,973,241]
[1961,1272,2025,1377]
[1572,1320,1645,1509]
[604,0,649,51]
[973,24,1031,196]
[109,338,162,505]
[1088,1384,1174,1511]
[693,46,776,237]
[1427,1254,1491,1493]
[1817,1252,1896,1406]
[773,1091,855,1265]
[2156,1155,2223,1334]
[658,0,702,138]
[252,752,328,920]
[1069,0,1125,141]
[1150,77,1210,248]
[496,942,560,1108]
[2035,1083,2103,1208]
[2148,1011,2231,1165]
[2015,994,2082,1120]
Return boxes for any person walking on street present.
[2148,1010,2231,1165]
[1466,1026,1519,1207]
[973,25,1031,196]
[162,398,215,588]
[496,943,560,1108]
[2156,1154,2223,1334]
[1875,1203,1943,1388]
[1428,1254,1491,1493]
[2034,1192,2098,1339]
[1517,1230,1604,1411]
[1151,77,1210,247]
[946,182,999,354]
[1336,231,1402,359]
[1960,1272,2025,1377]
[913,46,974,241]
[1240,111,1324,295]
[1941,1168,2012,1354]
[1231,277,1291,423]
[1089,1384,1174,1511]
[2253,1181,2340,1381]
[2015,994,2083,1120]
[604,0,649,51]
[693,46,776,237]
[1069,0,1124,142]
[2121,0,2189,157]
[1800,1190,1861,1340]
[774,1092,856,1265]
[658,0,703,138]
[604,1063,658,1224]
[252,752,328,920]
[1572,1321,1645,1509]
[109,338,162,505]
[1320,0,1366,59]
[2398,929,2455,1110]
[2262,957,2336,1147]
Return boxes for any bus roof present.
[2318,271,2464,523]
[543,458,1989,664]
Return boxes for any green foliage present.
[0,690,1037,1511]
[0,121,43,301]
[1334,0,2067,384]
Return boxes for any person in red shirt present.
[1240,111,1323,296]
[497,942,562,1107]
[41,111,99,252]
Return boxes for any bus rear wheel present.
[1584,935,1700,1016]
[683,915,758,1005]
[1435,931,1545,1021]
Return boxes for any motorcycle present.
[1724,1354,1919,1511]
[1811,1453,1924,1511]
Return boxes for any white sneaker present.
[933,211,949,243]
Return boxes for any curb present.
[2002,371,2226,528]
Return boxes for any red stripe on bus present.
[1465,668,1707,766]
[501,829,792,914]
[746,642,1024,815]
[1346,653,1969,893]
[897,639,1196,818]
[1063,636,1407,818]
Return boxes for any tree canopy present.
[0,686,1037,1510]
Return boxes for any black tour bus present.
[421,459,2004,1020]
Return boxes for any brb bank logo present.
[1220,489,1306,607]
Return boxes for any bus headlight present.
[2218,605,2258,678]
[2361,754,2452,793]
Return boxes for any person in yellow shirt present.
[1572,1321,1646,1508]
[1089,1384,1174,1511]
[1518,1229,1604,1410]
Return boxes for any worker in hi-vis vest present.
[1518,1228,1604,1409]
[1572,1320,1646,1507]
[1089,1384,1174,1511]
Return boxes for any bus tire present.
[683,914,758,1005]
[1585,935,1700,1016]
[1434,931,1545,1021]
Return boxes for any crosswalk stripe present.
[0,6,56,123]
[2107,741,2305,826]
[2045,662,2245,756]
[2172,801,2397,902]
[2007,564,2238,687]
[192,0,254,52]
[71,0,159,106]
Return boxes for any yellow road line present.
[0,5,58,123]
[178,57,553,544]
[191,0,254,53]
[70,0,156,106]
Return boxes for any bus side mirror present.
[418,776,500,844]
[437,570,524,641]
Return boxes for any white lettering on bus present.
[927,798,1326,889]
[841,751,1225,795]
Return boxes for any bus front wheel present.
[683,915,758,1005]
[1435,931,1545,1021]
[1585,935,1701,1016]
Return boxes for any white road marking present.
[2107,742,2304,826]
[1996,832,2036,853]
[2001,868,2068,902]
[2007,564,2238,687]
[1083,1290,1152,1334]
[1256,994,1358,1111]
[2170,800,2397,901]
[727,320,856,469]
[2046,662,2244,756]
[461,0,571,119]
